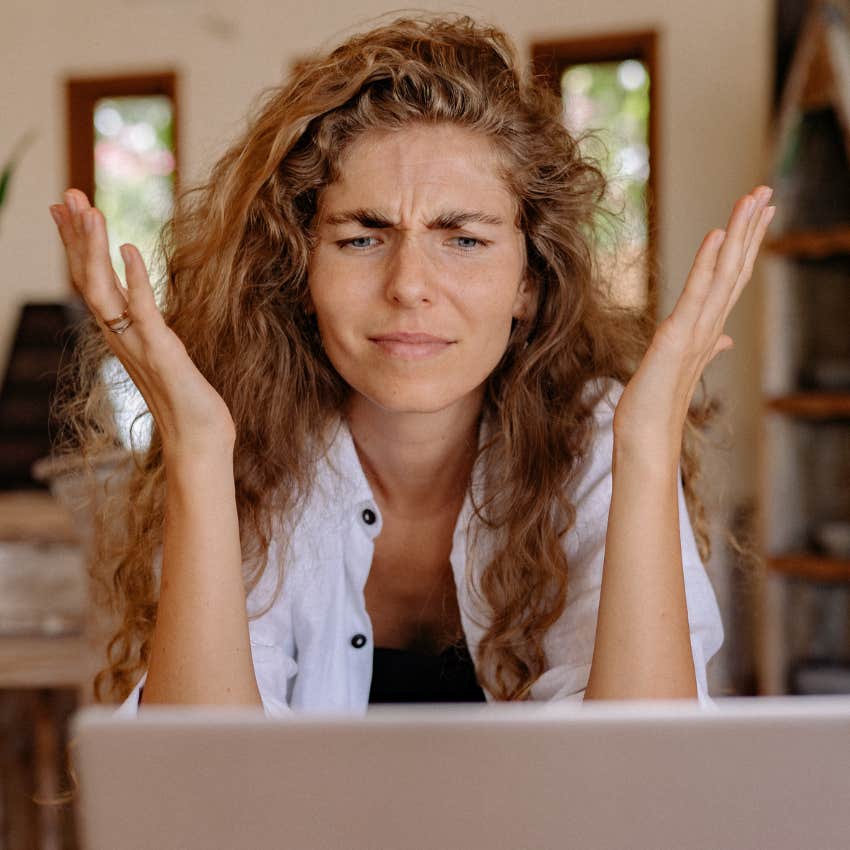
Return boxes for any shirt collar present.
[314,412,493,538]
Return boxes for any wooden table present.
[0,491,90,850]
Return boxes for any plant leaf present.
[0,166,11,208]
[0,129,38,212]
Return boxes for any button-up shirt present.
[117,377,724,715]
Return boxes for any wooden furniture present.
[0,302,87,491]
[0,494,84,850]
[756,0,850,694]
[0,450,129,849]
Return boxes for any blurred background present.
[1,0,849,846]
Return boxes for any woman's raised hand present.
[612,184,776,458]
[49,189,237,458]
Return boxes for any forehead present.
[319,124,517,218]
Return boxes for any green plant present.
[0,129,38,216]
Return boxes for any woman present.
[49,14,772,713]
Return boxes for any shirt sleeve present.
[529,377,725,709]
[113,539,298,718]
[245,579,298,718]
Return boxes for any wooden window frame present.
[65,71,180,285]
[531,31,660,318]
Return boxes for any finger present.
[726,205,775,309]
[65,189,90,241]
[669,228,726,324]
[714,185,771,283]
[52,189,120,292]
[81,207,131,329]
[702,188,770,320]
[714,194,757,284]
[706,334,734,366]
[736,186,772,268]
[50,201,87,286]
[120,243,162,330]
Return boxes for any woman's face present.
[307,122,532,415]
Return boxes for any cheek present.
[308,261,363,338]
[462,277,520,339]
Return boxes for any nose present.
[383,235,435,307]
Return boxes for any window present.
[66,72,178,298]
[532,32,658,315]
[66,73,179,451]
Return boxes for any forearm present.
[583,434,697,700]
[142,446,262,707]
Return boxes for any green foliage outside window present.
[93,95,175,306]
[561,60,650,307]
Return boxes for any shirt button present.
[361,508,376,525]
[351,633,367,649]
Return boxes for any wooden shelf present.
[764,226,850,259]
[765,392,850,418]
[800,24,834,111]
[755,0,850,696]
[768,554,850,583]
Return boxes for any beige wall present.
[3,0,774,688]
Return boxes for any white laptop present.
[71,696,850,850]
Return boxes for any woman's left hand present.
[613,185,775,455]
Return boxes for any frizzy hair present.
[54,12,727,705]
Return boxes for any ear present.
[511,273,536,321]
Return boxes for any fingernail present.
[120,245,130,264]
[83,210,93,233]
[64,192,76,212]
[49,207,60,225]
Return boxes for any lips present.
[368,332,455,361]
[369,332,452,343]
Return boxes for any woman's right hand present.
[50,189,237,459]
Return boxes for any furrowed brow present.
[426,210,505,229]
[321,208,505,229]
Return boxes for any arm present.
[583,437,696,700]
[49,188,262,709]
[141,444,263,707]
[521,378,723,706]
[584,185,774,700]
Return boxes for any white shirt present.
[117,377,724,715]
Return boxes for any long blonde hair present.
[56,12,721,703]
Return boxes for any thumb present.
[708,334,734,364]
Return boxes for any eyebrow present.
[320,207,506,229]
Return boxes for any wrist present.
[163,434,236,478]
[611,426,682,474]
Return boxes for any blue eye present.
[453,237,482,250]
[339,237,378,249]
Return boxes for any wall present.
[1,0,775,693]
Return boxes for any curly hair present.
[55,11,728,705]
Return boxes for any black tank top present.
[368,638,487,704]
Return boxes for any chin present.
[352,379,476,415]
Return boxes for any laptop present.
[71,696,850,850]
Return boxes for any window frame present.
[65,71,180,287]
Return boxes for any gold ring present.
[104,308,133,334]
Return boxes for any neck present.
[344,390,483,521]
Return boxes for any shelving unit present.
[756,0,850,694]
